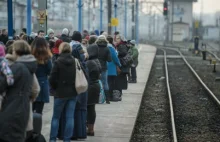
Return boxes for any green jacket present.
[129,45,139,67]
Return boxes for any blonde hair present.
[13,40,31,56]
[59,42,72,54]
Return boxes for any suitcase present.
[57,102,87,140]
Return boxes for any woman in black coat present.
[115,35,130,98]
[0,40,37,142]
[86,44,101,136]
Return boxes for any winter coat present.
[96,40,112,71]
[107,44,121,76]
[0,55,37,142]
[130,45,139,67]
[115,42,129,90]
[117,42,130,74]
[35,59,52,103]
[49,53,78,98]
[0,35,8,45]
[5,54,40,131]
[60,34,71,43]
[86,44,101,105]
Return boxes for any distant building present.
[203,25,220,41]
[168,0,197,41]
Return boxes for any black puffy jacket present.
[49,53,77,98]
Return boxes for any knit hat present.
[0,45,5,57]
[72,31,82,42]
[101,32,108,38]
[129,40,136,45]
[47,28,54,35]
[96,35,108,44]
[62,28,69,36]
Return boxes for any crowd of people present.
[0,28,139,142]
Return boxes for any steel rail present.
[161,49,178,142]
[160,46,220,106]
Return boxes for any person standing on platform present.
[86,43,101,136]
[31,38,52,114]
[37,30,45,38]
[60,28,71,43]
[49,42,77,142]
[96,35,112,104]
[0,40,37,142]
[0,29,8,45]
[128,40,139,83]
[106,36,121,101]
[115,35,129,98]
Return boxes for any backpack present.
[72,44,83,60]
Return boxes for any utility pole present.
[107,0,112,35]
[88,0,91,31]
[27,0,32,35]
[100,0,103,32]
[131,0,135,39]
[153,11,156,37]
[136,0,139,45]
[114,0,117,32]
[124,0,127,38]
[148,5,152,40]
[78,0,83,33]
[7,0,13,39]
[171,0,174,43]
[92,0,96,31]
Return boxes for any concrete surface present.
[41,44,157,142]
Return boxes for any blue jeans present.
[50,97,76,142]
[101,70,109,91]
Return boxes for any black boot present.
[104,90,110,104]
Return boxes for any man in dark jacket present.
[96,35,112,104]
[60,28,71,43]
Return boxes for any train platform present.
[41,44,157,142]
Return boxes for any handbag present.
[98,80,105,104]
[120,53,133,67]
[75,59,88,95]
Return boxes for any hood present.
[57,53,75,65]
[96,40,108,48]
[87,44,99,60]
[16,55,37,73]
[70,40,81,47]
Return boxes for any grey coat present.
[0,55,37,142]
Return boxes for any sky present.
[193,0,220,14]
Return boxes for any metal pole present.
[27,0,32,35]
[88,0,91,31]
[100,0,103,32]
[124,0,127,38]
[107,0,112,35]
[171,0,174,43]
[78,0,83,33]
[114,0,117,32]
[136,0,139,45]
[7,0,13,40]
[131,0,135,39]
[92,0,96,31]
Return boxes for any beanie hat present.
[129,40,136,45]
[101,32,108,38]
[62,28,69,36]
[0,45,5,57]
[96,35,108,44]
[72,31,82,42]
[47,28,54,35]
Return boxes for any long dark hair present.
[31,37,52,64]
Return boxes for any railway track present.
[131,47,220,142]
[162,48,220,142]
